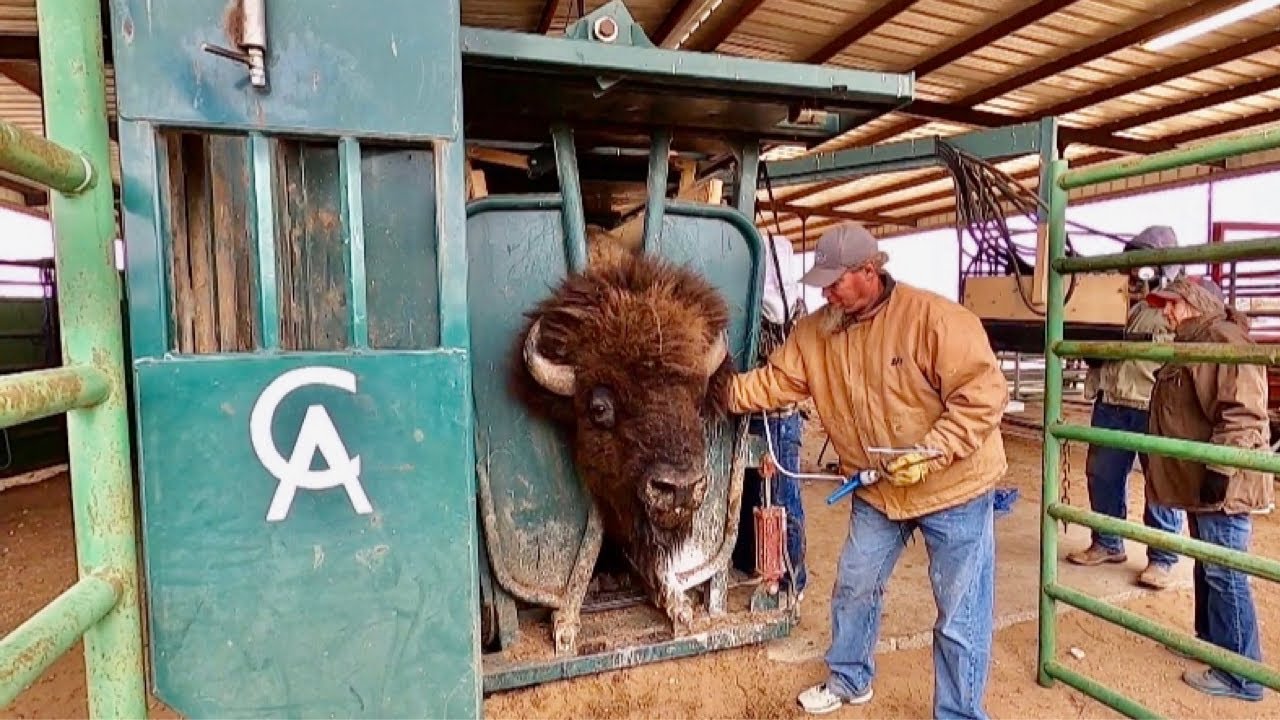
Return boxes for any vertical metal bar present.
[642,128,672,252]
[249,132,279,350]
[1031,117,1059,306]
[35,0,146,714]
[338,137,368,348]
[551,123,588,273]
[1038,158,1068,689]
[734,140,761,223]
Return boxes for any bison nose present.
[649,475,695,506]
[644,466,707,511]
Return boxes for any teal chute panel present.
[465,197,763,608]
[467,199,590,605]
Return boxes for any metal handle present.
[201,0,268,89]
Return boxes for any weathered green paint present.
[642,129,671,252]
[1060,128,1280,190]
[110,1,479,716]
[1046,583,1280,692]
[1050,423,1280,475]
[107,0,461,139]
[339,138,368,348]
[1056,340,1280,365]
[1038,159,1068,690]
[0,120,94,194]
[134,352,480,718]
[0,365,108,429]
[37,0,148,716]
[249,132,279,350]
[1041,662,1158,720]
[734,142,761,227]
[1048,504,1280,583]
[466,193,767,680]
[763,120,1050,188]
[459,8,912,144]
[551,124,588,273]
[1054,235,1280,274]
[482,610,793,693]
[362,143,442,350]
[0,574,119,707]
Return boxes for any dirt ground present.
[3,412,1280,719]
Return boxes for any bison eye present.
[587,386,615,429]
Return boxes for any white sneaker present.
[797,683,873,714]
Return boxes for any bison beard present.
[515,243,735,644]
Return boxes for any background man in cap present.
[1144,275,1270,702]
[1069,225,1186,589]
[725,222,1009,719]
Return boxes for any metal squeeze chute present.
[463,1,912,693]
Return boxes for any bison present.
[516,241,738,651]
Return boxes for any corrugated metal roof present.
[1,0,1278,239]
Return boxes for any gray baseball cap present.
[798,222,879,288]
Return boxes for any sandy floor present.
[3,413,1279,719]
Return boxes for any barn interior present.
[2,0,1280,717]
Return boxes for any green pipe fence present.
[0,119,95,194]
[0,365,109,428]
[1056,235,1280,274]
[0,0,146,716]
[1055,340,1280,365]
[0,575,120,708]
[1040,127,1280,717]
[1059,128,1280,191]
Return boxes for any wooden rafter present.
[804,0,917,64]
[855,0,1254,147]
[686,0,766,51]
[536,0,563,34]
[652,0,699,46]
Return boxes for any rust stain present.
[222,0,244,46]
[0,634,56,685]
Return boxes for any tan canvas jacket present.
[1086,302,1173,409]
[728,278,1009,520]
[1147,314,1274,514]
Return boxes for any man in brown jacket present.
[728,222,1008,719]
[1144,275,1271,702]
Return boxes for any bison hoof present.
[668,604,694,635]
[552,611,579,656]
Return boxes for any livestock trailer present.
[4,0,914,717]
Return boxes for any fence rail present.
[1039,128,1280,718]
[0,0,146,715]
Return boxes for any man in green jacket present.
[1068,226,1185,590]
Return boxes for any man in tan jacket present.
[728,222,1008,719]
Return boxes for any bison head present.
[518,245,734,535]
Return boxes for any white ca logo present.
[249,366,372,522]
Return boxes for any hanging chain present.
[1058,439,1073,533]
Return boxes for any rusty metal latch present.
[201,0,269,89]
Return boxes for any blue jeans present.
[1189,511,1264,699]
[826,491,994,720]
[1086,401,1184,566]
[751,413,808,593]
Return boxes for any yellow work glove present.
[882,452,935,488]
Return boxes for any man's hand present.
[1200,469,1230,505]
[881,452,936,488]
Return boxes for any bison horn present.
[524,318,576,396]
[704,331,729,376]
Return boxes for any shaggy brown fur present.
[512,242,734,622]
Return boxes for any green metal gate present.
[1039,128,1280,717]
[0,0,145,715]
[105,0,481,717]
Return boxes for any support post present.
[551,123,588,273]
[642,128,672,252]
[1038,158,1068,688]
[37,0,147,714]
